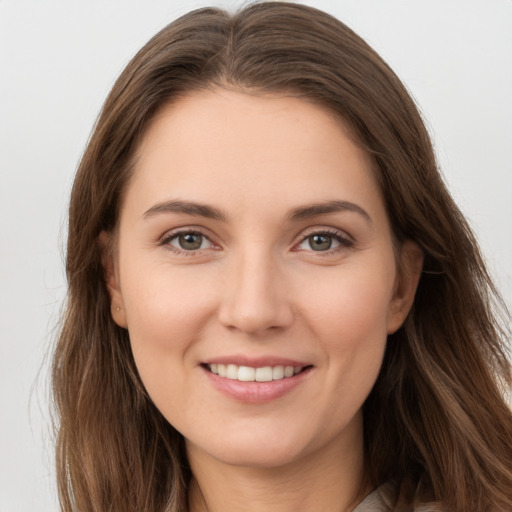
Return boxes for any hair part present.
[53,2,512,511]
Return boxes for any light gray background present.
[1,1,511,510]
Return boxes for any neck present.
[187,418,368,512]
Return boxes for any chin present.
[211,447,305,470]
[186,426,311,470]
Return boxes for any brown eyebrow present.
[143,200,227,221]
[143,199,371,224]
[288,200,372,224]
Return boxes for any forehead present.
[137,88,363,166]
[125,88,385,223]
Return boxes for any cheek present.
[119,262,219,373]
[119,266,222,427]
[300,261,395,343]
[296,261,395,401]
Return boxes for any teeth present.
[226,364,238,379]
[272,365,284,380]
[207,363,304,382]
[238,366,255,381]
[255,366,273,382]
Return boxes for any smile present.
[206,364,306,382]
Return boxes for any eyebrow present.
[143,200,227,221]
[143,199,371,224]
[288,200,372,224]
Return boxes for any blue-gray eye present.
[297,232,348,252]
[168,232,209,251]
[308,234,334,251]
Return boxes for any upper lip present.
[202,355,311,368]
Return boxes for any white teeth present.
[238,366,255,381]
[226,364,238,379]
[255,366,273,382]
[207,363,305,382]
[284,366,294,378]
[272,365,284,380]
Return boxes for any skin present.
[103,89,423,512]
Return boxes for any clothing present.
[353,481,442,511]
[353,482,394,512]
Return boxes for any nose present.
[217,250,294,336]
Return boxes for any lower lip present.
[202,366,312,404]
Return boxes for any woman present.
[52,2,512,511]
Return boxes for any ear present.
[98,230,127,328]
[387,240,424,334]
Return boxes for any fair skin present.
[103,89,422,512]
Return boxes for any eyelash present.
[160,229,217,256]
[159,228,354,256]
[295,229,354,256]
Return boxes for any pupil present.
[310,234,332,251]
[179,233,202,250]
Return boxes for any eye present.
[296,230,353,253]
[163,230,213,252]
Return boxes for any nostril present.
[218,296,294,335]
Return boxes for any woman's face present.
[106,89,420,469]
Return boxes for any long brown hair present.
[52,2,512,511]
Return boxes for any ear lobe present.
[98,230,127,328]
[387,240,424,334]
